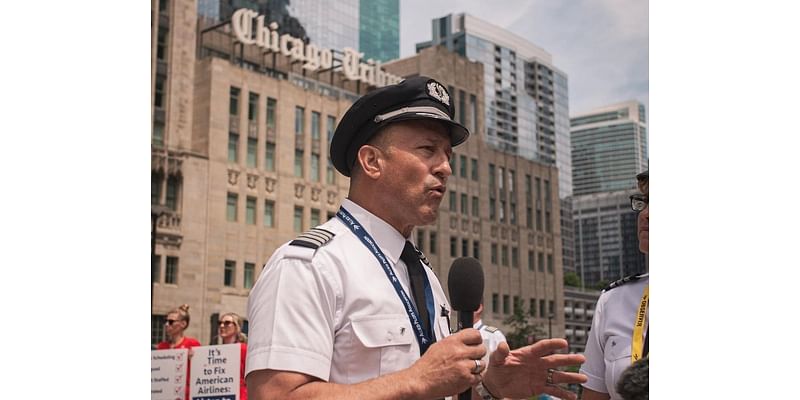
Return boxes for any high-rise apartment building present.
[416,13,572,199]
[197,0,398,62]
[570,101,648,196]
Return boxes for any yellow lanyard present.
[631,284,649,363]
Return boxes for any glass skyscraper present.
[416,13,572,198]
[359,0,399,62]
[570,101,648,196]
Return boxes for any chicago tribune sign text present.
[232,9,403,87]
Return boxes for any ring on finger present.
[472,359,482,374]
[546,368,555,385]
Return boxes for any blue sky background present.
[400,0,648,116]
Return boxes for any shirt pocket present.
[603,335,631,395]
[351,314,416,377]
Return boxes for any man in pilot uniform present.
[245,76,587,400]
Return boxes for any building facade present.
[571,189,646,290]
[152,0,565,345]
[570,101,648,196]
[359,0,399,62]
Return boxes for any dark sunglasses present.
[218,320,236,327]
[165,319,180,326]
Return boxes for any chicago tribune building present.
[152,0,567,346]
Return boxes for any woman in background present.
[156,304,201,400]
[217,312,248,400]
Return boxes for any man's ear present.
[355,145,383,180]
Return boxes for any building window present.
[449,191,456,211]
[417,230,425,253]
[488,164,495,190]
[165,176,179,210]
[311,154,320,182]
[310,208,320,227]
[473,241,480,261]
[538,253,545,272]
[525,174,532,204]
[491,243,498,264]
[265,142,275,171]
[294,206,303,233]
[528,251,534,271]
[224,260,235,287]
[540,299,546,318]
[152,121,164,148]
[152,255,161,283]
[152,173,162,205]
[294,150,304,177]
[513,296,520,313]
[498,167,505,190]
[248,93,259,122]
[471,158,478,181]
[472,196,479,217]
[449,154,456,174]
[535,177,541,199]
[462,239,468,257]
[549,300,555,316]
[247,137,257,168]
[536,209,543,231]
[492,293,499,313]
[155,75,166,109]
[545,210,552,233]
[510,202,517,225]
[151,315,166,347]
[244,262,255,289]
[503,295,510,314]
[450,236,457,257]
[489,199,496,220]
[458,90,466,125]
[295,106,305,137]
[469,94,477,133]
[159,0,169,13]
[229,87,240,116]
[165,256,178,284]
[263,200,274,227]
[228,132,239,163]
[460,193,468,214]
[544,179,551,202]
[526,207,533,228]
[226,193,238,222]
[311,111,320,140]
[266,97,277,131]
[326,115,337,184]
[429,232,437,254]
[499,200,506,223]
[246,196,256,225]
[547,254,554,273]
[459,154,467,178]
[509,169,516,192]
[530,298,537,317]
[157,28,168,61]
[512,247,519,268]
[501,245,509,266]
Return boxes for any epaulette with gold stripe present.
[289,228,335,249]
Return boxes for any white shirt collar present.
[473,319,483,330]
[341,198,411,266]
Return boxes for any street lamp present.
[151,204,171,314]
[548,313,554,338]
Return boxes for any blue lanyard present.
[337,206,435,354]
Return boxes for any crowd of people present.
[154,77,648,400]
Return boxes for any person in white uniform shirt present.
[245,76,587,400]
[580,170,649,400]
[473,303,506,355]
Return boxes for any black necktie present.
[400,241,433,344]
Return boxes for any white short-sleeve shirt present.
[473,319,506,354]
[246,199,452,384]
[580,275,649,400]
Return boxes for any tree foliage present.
[563,271,582,287]
[502,298,548,349]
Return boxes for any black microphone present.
[447,257,485,400]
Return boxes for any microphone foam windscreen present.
[447,257,484,312]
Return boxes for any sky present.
[400,0,648,116]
